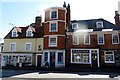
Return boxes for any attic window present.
[26,30,33,37]
[96,21,103,28]
[72,23,78,29]
[12,31,18,37]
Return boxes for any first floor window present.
[105,51,114,63]
[84,35,90,45]
[73,35,79,45]
[10,43,16,51]
[49,36,57,47]
[98,34,104,45]
[50,22,57,32]
[58,52,64,64]
[112,34,119,44]
[72,53,89,63]
[25,43,32,51]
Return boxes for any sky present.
[0,0,120,43]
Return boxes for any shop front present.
[42,50,65,68]
[2,53,32,67]
[71,49,99,67]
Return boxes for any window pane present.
[113,34,118,44]
[72,53,89,63]
[73,35,79,45]
[44,52,48,62]
[58,52,63,63]
[98,35,104,44]
[51,11,57,19]
[49,37,57,46]
[51,23,57,31]
[12,32,17,37]
[105,52,114,63]
[25,43,31,51]
[10,44,16,51]
[84,35,90,44]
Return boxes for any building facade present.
[66,19,120,68]
[42,7,67,68]
[2,16,44,67]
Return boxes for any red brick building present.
[66,19,120,68]
[42,7,67,67]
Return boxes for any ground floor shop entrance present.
[71,49,99,67]
[42,50,65,68]
[2,53,32,67]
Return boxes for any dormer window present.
[26,26,34,37]
[12,31,18,37]
[96,21,103,28]
[26,30,33,37]
[72,23,78,29]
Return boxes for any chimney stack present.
[35,16,42,27]
[114,11,120,26]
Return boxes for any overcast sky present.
[0,0,120,43]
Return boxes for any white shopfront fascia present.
[42,50,65,68]
[71,49,100,67]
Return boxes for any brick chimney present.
[35,16,42,27]
[114,11,120,26]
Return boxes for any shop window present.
[57,52,64,64]
[10,43,16,51]
[105,51,115,63]
[112,34,119,44]
[72,53,89,63]
[44,52,48,62]
[98,34,104,45]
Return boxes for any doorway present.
[37,55,42,67]
[91,53,98,67]
[50,52,55,67]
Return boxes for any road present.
[1,69,120,80]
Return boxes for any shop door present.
[91,53,98,67]
[37,55,42,67]
[50,52,55,67]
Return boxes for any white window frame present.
[112,34,119,44]
[10,43,16,51]
[49,36,57,47]
[25,43,32,51]
[84,35,90,45]
[12,31,18,37]
[96,21,103,28]
[49,21,58,32]
[73,34,79,45]
[72,23,78,29]
[50,10,58,19]
[26,30,33,37]
[104,51,115,63]
[57,52,64,64]
[98,34,104,45]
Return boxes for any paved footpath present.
[2,71,120,80]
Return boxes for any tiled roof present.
[4,26,44,39]
[68,18,120,32]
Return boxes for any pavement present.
[1,66,120,80]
